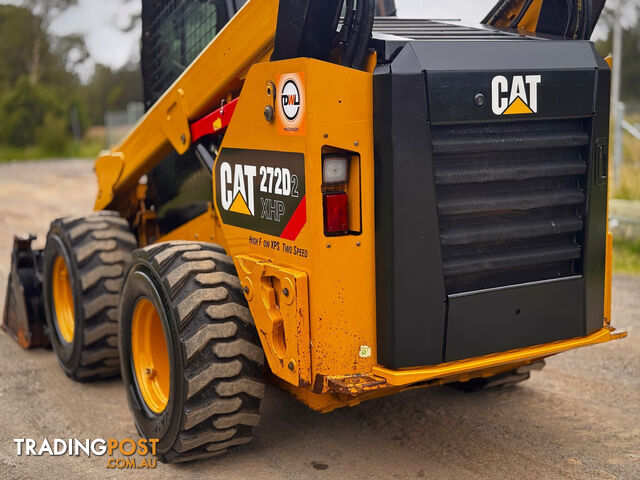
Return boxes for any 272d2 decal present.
[215,148,306,240]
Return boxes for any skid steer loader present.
[2,0,627,463]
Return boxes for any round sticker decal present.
[281,80,301,121]
[277,72,306,136]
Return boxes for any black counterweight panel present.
[373,46,447,369]
[373,33,609,367]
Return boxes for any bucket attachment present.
[2,234,49,348]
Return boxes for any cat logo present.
[219,162,256,216]
[491,75,541,115]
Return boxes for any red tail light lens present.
[323,192,349,234]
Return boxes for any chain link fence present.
[612,101,640,199]
[104,102,145,148]
[610,101,640,239]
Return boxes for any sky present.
[49,0,141,79]
[7,0,612,77]
[397,0,496,20]
[46,0,497,74]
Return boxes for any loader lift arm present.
[484,0,607,39]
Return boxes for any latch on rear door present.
[236,255,311,387]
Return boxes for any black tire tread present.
[49,210,135,380]
[131,241,264,463]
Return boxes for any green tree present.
[0,5,42,89]
[21,0,79,85]
[0,76,45,146]
[0,4,83,153]
[0,76,70,148]
[0,4,84,94]
[83,64,143,126]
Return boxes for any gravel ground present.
[0,160,638,480]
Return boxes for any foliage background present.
[0,1,637,198]
[0,1,142,158]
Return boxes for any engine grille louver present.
[432,119,589,295]
[372,17,533,40]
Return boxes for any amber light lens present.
[323,192,349,234]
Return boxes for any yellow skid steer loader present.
[3,0,626,463]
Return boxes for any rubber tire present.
[119,241,265,464]
[453,360,546,392]
[42,211,136,381]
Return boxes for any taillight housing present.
[322,146,362,236]
[323,192,349,234]
[322,152,354,236]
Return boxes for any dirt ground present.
[0,160,638,479]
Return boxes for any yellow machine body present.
[93,0,625,412]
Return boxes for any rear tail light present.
[322,156,349,184]
[323,193,349,234]
[322,151,360,236]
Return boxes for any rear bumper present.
[372,326,626,387]
[276,325,626,413]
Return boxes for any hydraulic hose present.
[342,0,375,70]
[341,0,362,67]
[582,0,594,39]
[340,0,355,45]
[350,0,375,70]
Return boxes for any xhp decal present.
[492,74,541,115]
[216,149,306,240]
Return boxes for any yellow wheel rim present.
[52,255,75,343]
[131,298,170,414]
